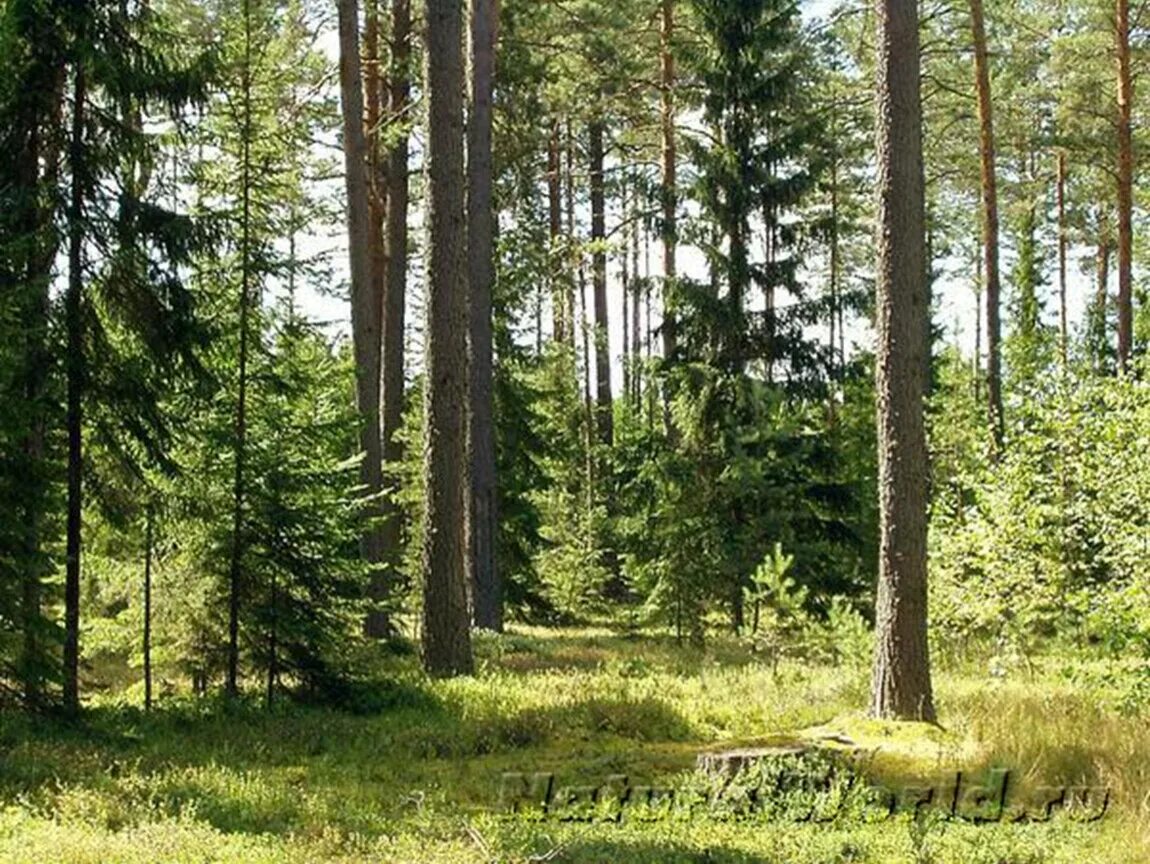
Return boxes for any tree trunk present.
[227,1,258,698]
[829,147,840,421]
[631,189,642,404]
[1094,215,1112,372]
[368,0,413,638]
[364,0,390,635]
[63,60,87,715]
[974,242,982,401]
[16,83,58,710]
[589,119,613,447]
[548,122,565,342]
[422,0,474,677]
[467,0,501,632]
[143,501,154,710]
[1057,151,1068,367]
[338,0,386,604]
[660,0,677,365]
[1116,0,1134,373]
[970,0,1003,452]
[870,0,936,723]
[565,122,577,344]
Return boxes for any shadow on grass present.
[544,838,771,863]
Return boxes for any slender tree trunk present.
[365,0,387,315]
[369,0,412,638]
[565,122,577,344]
[266,564,277,709]
[1095,215,1112,372]
[1116,0,1134,373]
[1057,151,1068,367]
[660,0,677,364]
[970,0,1003,451]
[974,242,982,401]
[578,258,596,505]
[548,122,565,342]
[422,0,474,677]
[17,102,56,709]
[338,0,387,607]
[63,60,87,715]
[143,501,154,710]
[227,2,257,698]
[589,119,613,447]
[621,180,631,404]
[364,0,390,633]
[870,0,936,723]
[829,149,840,421]
[631,193,642,404]
[467,0,501,632]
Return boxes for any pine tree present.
[870,0,936,723]
[422,0,474,677]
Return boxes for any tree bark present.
[589,119,613,447]
[63,60,87,716]
[1116,0,1134,373]
[970,0,1003,452]
[422,0,474,677]
[548,122,565,342]
[338,0,386,604]
[870,0,936,723]
[367,0,413,638]
[467,0,501,632]
[660,0,677,365]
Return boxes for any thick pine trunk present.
[589,119,613,447]
[1116,0,1134,373]
[422,0,474,677]
[467,0,501,632]
[970,0,1003,451]
[870,0,936,723]
[338,0,387,604]
[63,60,87,715]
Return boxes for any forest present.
[1,0,1149,859]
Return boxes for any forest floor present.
[0,626,1147,863]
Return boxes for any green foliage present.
[931,359,1150,661]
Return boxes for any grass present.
[0,626,1146,862]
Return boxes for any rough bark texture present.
[368,0,413,638]
[970,0,1003,452]
[870,0,936,723]
[589,119,613,447]
[338,0,386,600]
[1116,0,1133,373]
[467,0,501,632]
[422,0,474,677]
[63,60,87,715]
